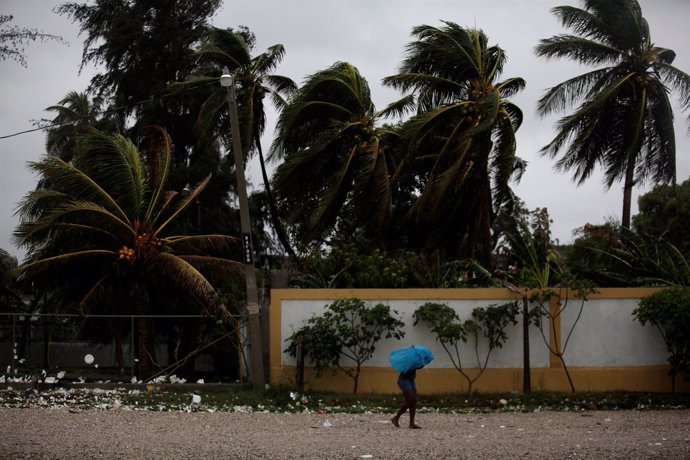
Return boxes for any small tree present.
[588,227,690,287]
[413,301,519,393]
[285,298,405,393]
[499,210,595,393]
[634,287,690,392]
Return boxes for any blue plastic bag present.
[389,345,434,373]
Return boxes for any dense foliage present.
[633,177,690,259]
[635,287,690,392]
[284,298,405,393]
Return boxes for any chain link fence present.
[0,313,250,384]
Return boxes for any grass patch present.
[1,385,689,413]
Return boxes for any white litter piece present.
[44,377,56,384]
[499,398,508,405]
[191,394,202,405]
[360,455,373,459]
[56,371,65,379]
[84,354,95,365]
[169,375,186,384]
[323,419,332,427]
[196,379,205,384]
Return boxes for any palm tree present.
[173,27,297,256]
[270,62,404,249]
[42,91,117,162]
[536,0,690,229]
[13,127,242,378]
[0,248,20,310]
[383,22,525,268]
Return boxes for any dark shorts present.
[397,378,416,392]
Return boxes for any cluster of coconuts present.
[117,232,162,262]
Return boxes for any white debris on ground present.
[1,408,688,460]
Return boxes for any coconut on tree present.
[13,127,242,378]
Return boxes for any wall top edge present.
[270,287,661,301]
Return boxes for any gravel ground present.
[1,408,689,459]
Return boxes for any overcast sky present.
[1,0,689,261]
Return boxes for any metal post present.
[131,316,135,379]
[221,68,265,389]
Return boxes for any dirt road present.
[2,408,689,459]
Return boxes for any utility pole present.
[220,68,265,389]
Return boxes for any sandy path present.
[1,408,689,459]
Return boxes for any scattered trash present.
[323,419,332,427]
[360,455,373,459]
[499,399,508,406]
[57,371,65,379]
[232,405,253,413]
[146,385,161,392]
[84,354,95,365]
[196,379,204,384]
[191,394,201,405]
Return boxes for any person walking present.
[391,366,422,429]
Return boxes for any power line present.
[0,80,218,141]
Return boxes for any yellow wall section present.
[269,288,688,394]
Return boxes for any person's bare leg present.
[391,400,408,427]
[408,390,421,429]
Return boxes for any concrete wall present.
[269,288,688,394]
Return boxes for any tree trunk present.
[109,319,125,375]
[522,296,531,393]
[254,136,300,263]
[621,156,636,229]
[132,285,152,379]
